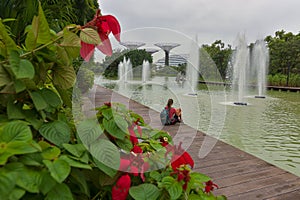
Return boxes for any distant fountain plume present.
[118,57,133,83]
[142,60,150,82]
[231,34,250,105]
[184,38,200,96]
[251,39,269,98]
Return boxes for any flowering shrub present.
[77,102,226,200]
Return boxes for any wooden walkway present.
[93,86,300,200]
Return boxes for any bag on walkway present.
[160,108,171,125]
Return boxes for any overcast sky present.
[97,0,300,60]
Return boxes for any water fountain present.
[142,60,150,82]
[118,57,133,83]
[231,34,250,105]
[251,39,269,98]
[184,39,200,96]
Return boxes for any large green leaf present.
[161,176,183,200]
[25,2,51,50]
[8,188,25,200]
[7,141,40,155]
[9,51,34,79]
[41,145,61,160]
[39,172,57,195]
[0,20,17,58]
[69,168,90,197]
[59,155,92,170]
[93,158,118,178]
[76,119,103,146]
[52,65,76,89]
[16,167,43,193]
[90,139,120,172]
[7,100,25,119]
[103,118,126,139]
[29,90,48,111]
[61,29,80,59]
[0,170,17,199]
[80,28,101,45]
[129,184,161,200]
[14,79,26,93]
[45,183,73,200]
[40,88,62,109]
[39,121,71,147]
[0,121,32,143]
[62,143,87,158]
[0,65,11,87]
[43,159,71,183]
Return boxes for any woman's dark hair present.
[167,99,173,108]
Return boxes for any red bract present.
[80,9,121,61]
[112,174,131,200]
[166,142,194,170]
[205,180,219,193]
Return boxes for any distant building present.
[156,54,188,67]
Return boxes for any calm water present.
[96,76,300,177]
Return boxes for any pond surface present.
[96,76,300,177]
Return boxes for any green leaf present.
[40,172,57,195]
[114,114,129,133]
[0,20,17,57]
[7,100,25,119]
[93,157,118,178]
[102,108,113,119]
[115,138,133,152]
[25,2,51,50]
[0,65,11,87]
[80,28,101,45]
[45,183,73,200]
[90,139,120,173]
[8,188,25,200]
[190,172,211,183]
[9,51,35,79]
[52,65,76,89]
[188,194,201,200]
[76,119,103,146]
[61,29,80,59]
[59,155,92,170]
[18,59,35,79]
[0,170,17,199]
[150,171,162,182]
[29,90,48,111]
[69,168,90,197]
[0,121,32,142]
[14,79,26,93]
[41,145,61,160]
[39,121,71,147]
[129,184,160,200]
[19,153,43,167]
[7,141,40,155]
[103,118,126,139]
[16,167,42,193]
[40,88,62,108]
[43,159,71,183]
[161,176,182,200]
[0,151,12,165]
[63,143,87,158]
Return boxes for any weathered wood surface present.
[93,86,300,199]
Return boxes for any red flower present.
[80,9,121,61]
[166,142,194,170]
[205,180,219,193]
[104,102,112,107]
[112,174,131,200]
[128,125,138,145]
[119,146,149,181]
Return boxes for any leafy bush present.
[0,3,226,200]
